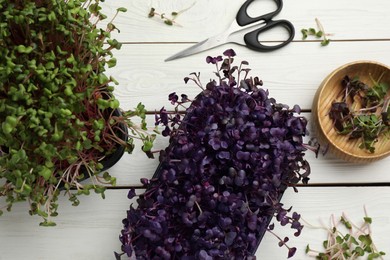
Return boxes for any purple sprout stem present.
[266,228,295,251]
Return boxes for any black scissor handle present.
[236,0,283,26]
[243,19,295,52]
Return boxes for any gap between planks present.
[144,108,312,115]
[115,38,390,45]
[104,182,390,190]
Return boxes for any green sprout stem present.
[301,18,331,46]
[315,18,330,46]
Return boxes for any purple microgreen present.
[127,188,136,199]
[118,50,314,259]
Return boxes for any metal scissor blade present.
[165,32,229,62]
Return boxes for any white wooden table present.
[1,0,390,259]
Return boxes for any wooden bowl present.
[312,61,390,163]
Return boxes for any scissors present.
[165,0,295,62]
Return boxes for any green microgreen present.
[301,18,331,46]
[305,206,385,260]
[0,0,156,225]
[329,73,390,153]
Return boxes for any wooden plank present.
[0,190,131,260]
[100,0,390,42]
[2,114,386,189]
[105,140,390,186]
[107,143,390,186]
[110,41,390,111]
[85,114,390,186]
[1,118,387,189]
[1,2,389,260]
[1,187,389,259]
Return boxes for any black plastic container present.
[99,108,128,171]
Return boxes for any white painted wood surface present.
[1,188,390,259]
[1,0,390,259]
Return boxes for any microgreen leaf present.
[39,220,57,227]
[301,29,308,39]
[364,217,373,224]
[117,7,127,13]
[316,30,323,38]
[305,244,310,253]
[321,38,330,46]
[341,216,352,229]
[127,188,136,199]
[148,8,156,18]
